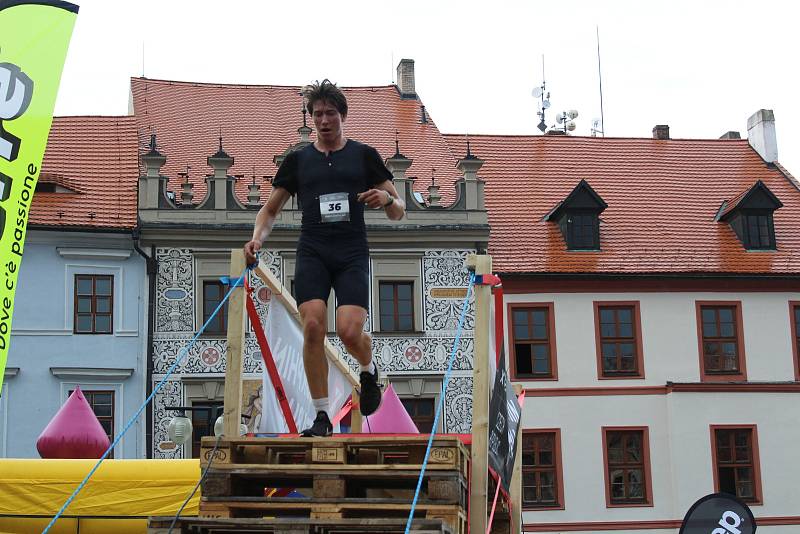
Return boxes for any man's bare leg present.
[299,299,329,397]
[335,305,371,365]
[337,304,382,415]
[299,299,331,436]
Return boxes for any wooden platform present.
[195,435,470,534]
[200,435,469,476]
[148,516,455,534]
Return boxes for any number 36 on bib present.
[319,192,350,223]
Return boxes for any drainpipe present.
[132,226,157,458]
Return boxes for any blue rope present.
[405,271,475,534]
[42,269,249,534]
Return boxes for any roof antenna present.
[594,25,606,137]
[391,51,395,84]
[532,55,550,133]
[141,41,145,78]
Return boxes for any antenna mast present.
[596,26,605,137]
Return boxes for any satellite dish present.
[592,118,601,128]
[532,87,543,98]
[542,99,550,109]
[556,115,564,124]
[567,110,579,120]
[567,121,577,131]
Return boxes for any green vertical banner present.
[0,1,79,392]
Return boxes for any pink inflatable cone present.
[362,384,419,433]
[36,386,111,459]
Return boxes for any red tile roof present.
[34,116,139,229]
[443,134,800,275]
[129,78,461,204]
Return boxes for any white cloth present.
[259,297,350,433]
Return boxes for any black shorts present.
[294,235,369,310]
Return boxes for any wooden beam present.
[511,384,523,534]
[350,386,363,433]
[222,249,246,437]
[252,260,359,386]
[466,253,492,534]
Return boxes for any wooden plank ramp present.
[148,516,454,533]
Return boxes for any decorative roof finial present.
[144,128,163,157]
[431,167,436,186]
[302,101,308,127]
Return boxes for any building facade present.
[5,116,147,459]
[445,115,800,532]
[128,67,490,458]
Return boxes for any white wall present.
[512,289,800,532]
[505,291,799,387]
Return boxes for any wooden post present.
[222,249,246,437]
[466,253,491,534]
[511,384,524,534]
[350,386,362,433]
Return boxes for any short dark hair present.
[303,79,348,118]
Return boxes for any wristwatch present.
[385,193,394,207]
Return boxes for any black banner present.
[680,493,756,534]
[487,353,522,492]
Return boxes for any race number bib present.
[319,192,350,223]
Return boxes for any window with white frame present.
[195,254,232,335]
[371,255,422,333]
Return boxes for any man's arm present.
[357,180,405,221]
[243,187,292,265]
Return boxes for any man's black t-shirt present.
[272,139,393,241]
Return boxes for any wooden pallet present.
[148,516,455,534]
[198,498,466,534]
[200,435,470,478]
[202,466,467,507]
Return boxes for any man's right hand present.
[244,239,262,266]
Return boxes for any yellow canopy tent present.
[0,459,200,534]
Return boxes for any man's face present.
[312,100,344,143]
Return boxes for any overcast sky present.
[53,0,798,173]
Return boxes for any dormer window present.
[717,181,782,251]
[36,172,79,194]
[565,212,599,249]
[544,179,607,251]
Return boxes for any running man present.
[244,79,405,436]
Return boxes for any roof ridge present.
[130,77,397,91]
[442,132,752,143]
[53,114,135,120]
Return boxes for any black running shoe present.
[300,411,332,437]
[359,362,383,416]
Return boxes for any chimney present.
[652,125,670,140]
[719,131,741,140]
[747,109,778,163]
[397,59,416,99]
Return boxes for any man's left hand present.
[357,189,392,209]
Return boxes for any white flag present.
[259,297,350,433]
